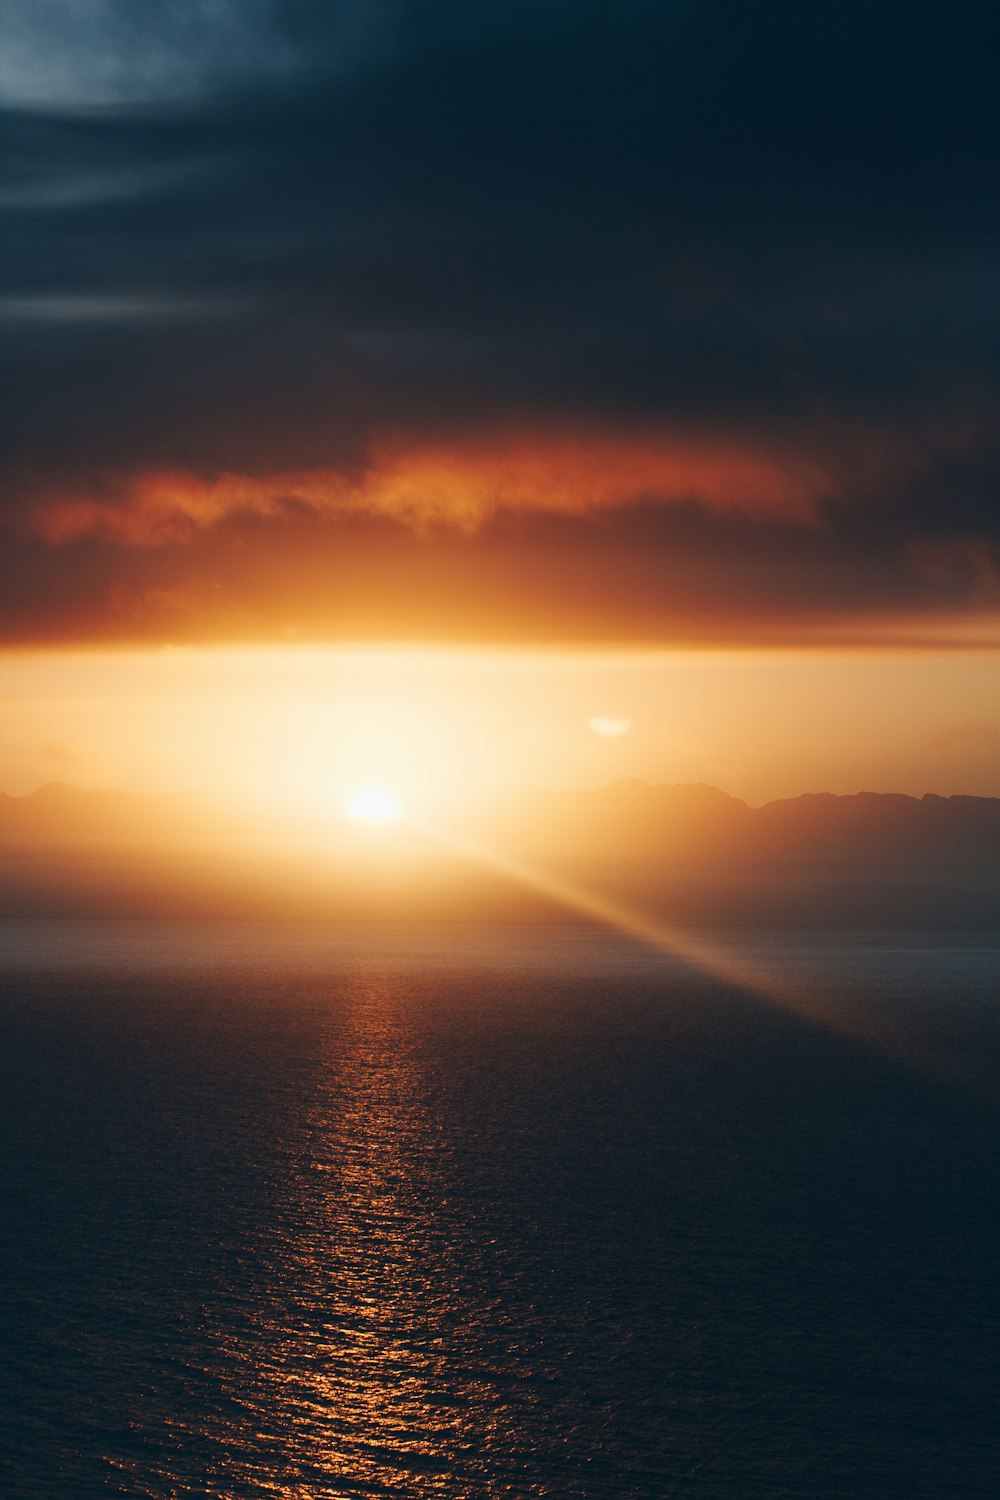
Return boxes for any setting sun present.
[346,788,402,823]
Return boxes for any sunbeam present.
[410,815,975,1091]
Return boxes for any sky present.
[2,1,999,805]
[3,646,1000,811]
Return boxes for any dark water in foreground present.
[1,921,998,1499]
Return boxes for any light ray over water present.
[415,819,992,1093]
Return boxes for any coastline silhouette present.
[4,779,997,926]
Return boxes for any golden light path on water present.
[179,964,603,1499]
[200,980,495,1495]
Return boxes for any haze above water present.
[2,920,998,1499]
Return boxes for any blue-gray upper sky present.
[2,0,999,644]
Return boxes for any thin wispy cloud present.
[0,0,386,108]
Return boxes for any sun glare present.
[346,788,401,823]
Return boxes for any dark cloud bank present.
[2,0,1000,643]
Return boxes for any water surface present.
[1,921,998,1498]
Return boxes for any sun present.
[346,788,402,823]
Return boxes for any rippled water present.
[1,921,999,1498]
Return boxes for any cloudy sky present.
[2,0,999,647]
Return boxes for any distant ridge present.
[1,781,998,925]
[497,779,1000,863]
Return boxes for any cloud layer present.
[2,0,1000,643]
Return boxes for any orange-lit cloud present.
[4,414,1000,649]
[34,432,832,547]
[4,0,1000,656]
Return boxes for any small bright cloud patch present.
[588,718,632,738]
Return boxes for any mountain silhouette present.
[1,780,997,925]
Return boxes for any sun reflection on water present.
[194,980,508,1496]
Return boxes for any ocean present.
[1,920,998,1498]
